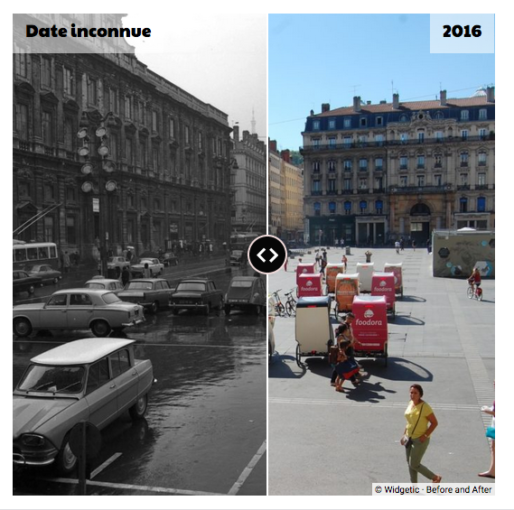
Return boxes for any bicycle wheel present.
[467,287,474,299]
[477,289,483,301]
[285,301,294,317]
[276,303,285,317]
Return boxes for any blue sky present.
[269,14,495,151]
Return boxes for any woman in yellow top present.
[401,384,442,483]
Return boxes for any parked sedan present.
[13,270,42,295]
[170,278,224,315]
[26,264,62,285]
[224,276,266,315]
[106,256,130,274]
[130,258,164,278]
[13,337,155,475]
[161,251,179,267]
[13,289,145,338]
[118,278,174,314]
[85,278,125,295]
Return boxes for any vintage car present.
[118,278,174,314]
[85,278,126,295]
[170,278,224,315]
[130,258,164,278]
[224,276,266,315]
[13,337,155,475]
[161,251,179,267]
[106,256,130,274]
[13,289,145,338]
[13,270,43,295]
[26,264,62,285]
[230,249,246,266]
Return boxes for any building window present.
[461,129,468,140]
[328,119,336,130]
[435,131,444,142]
[312,161,320,173]
[109,88,118,114]
[359,178,367,189]
[478,173,486,186]
[63,67,74,96]
[344,201,352,214]
[329,202,336,214]
[375,177,383,190]
[328,160,336,173]
[460,173,468,186]
[479,128,487,140]
[329,136,336,148]
[376,116,383,126]
[87,79,97,106]
[198,131,203,151]
[460,110,469,121]
[459,197,468,213]
[460,152,469,167]
[139,102,145,124]
[66,187,75,203]
[400,156,408,170]
[140,141,147,168]
[359,200,367,213]
[344,178,352,190]
[344,160,352,172]
[41,57,52,88]
[152,144,160,170]
[434,154,442,168]
[344,118,351,128]
[477,152,486,166]
[127,194,134,208]
[477,197,486,212]
[125,96,132,119]
[400,176,408,187]
[44,183,54,202]
[312,180,321,193]
[400,114,408,122]
[328,179,336,192]
[126,138,134,165]
[375,158,383,171]
[375,134,384,146]
[14,51,28,78]
[434,174,442,186]
[417,155,425,169]
[16,103,29,140]
[66,215,76,244]
[64,116,74,152]
[400,133,408,144]
[417,175,425,187]
[313,121,320,130]
[185,126,190,146]
[110,132,118,161]
[42,111,54,147]
[169,118,175,139]
[313,138,320,149]
[479,109,487,120]
[375,200,383,214]
[343,136,352,147]
[152,111,159,132]
[360,118,367,127]
[418,131,425,143]
[359,159,368,171]
[314,202,321,216]
[44,216,54,242]
[358,135,367,146]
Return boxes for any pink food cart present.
[371,272,396,319]
[384,262,403,299]
[297,273,324,298]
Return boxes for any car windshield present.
[231,280,253,288]
[176,282,206,292]
[101,292,122,304]
[86,283,105,289]
[126,282,153,290]
[18,364,85,394]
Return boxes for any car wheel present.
[28,285,35,295]
[91,320,111,337]
[56,434,77,475]
[150,301,159,314]
[218,297,224,310]
[14,318,32,338]
[224,304,231,315]
[204,303,210,316]
[129,394,148,420]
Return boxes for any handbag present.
[486,426,495,439]
[404,403,424,449]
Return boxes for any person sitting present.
[468,267,482,292]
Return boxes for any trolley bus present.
[13,241,59,270]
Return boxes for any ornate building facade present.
[301,88,495,246]
[13,14,233,261]
[231,126,266,234]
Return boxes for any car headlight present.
[21,433,46,447]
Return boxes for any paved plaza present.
[268,245,495,495]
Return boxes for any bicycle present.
[467,283,483,301]
[271,290,286,317]
[284,289,297,316]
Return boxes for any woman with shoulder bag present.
[401,384,442,483]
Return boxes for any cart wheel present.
[295,343,302,368]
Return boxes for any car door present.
[109,348,139,412]
[207,281,216,307]
[84,357,120,428]
[67,293,94,330]
[40,293,69,329]
[156,281,170,307]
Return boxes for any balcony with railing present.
[389,184,453,194]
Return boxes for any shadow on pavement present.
[268,354,307,378]
[392,315,425,326]
[359,357,433,383]
[399,295,427,303]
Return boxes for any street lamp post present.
[77,111,117,276]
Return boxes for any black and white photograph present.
[12,12,267,497]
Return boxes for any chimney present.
[233,125,240,143]
[242,130,250,142]
[269,140,277,152]
[393,93,399,109]
[281,149,291,163]
[440,90,447,106]
[486,86,495,103]
[353,96,361,112]
[321,103,330,113]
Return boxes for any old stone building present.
[301,88,495,246]
[13,14,233,261]
[231,126,266,234]
[279,149,304,242]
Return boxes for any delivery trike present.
[356,262,374,293]
[384,262,403,299]
[371,272,396,319]
[297,273,324,298]
[333,272,359,318]
[325,263,345,294]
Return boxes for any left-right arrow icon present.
[269,248,278,263]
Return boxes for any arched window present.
[375,200,383,214]
[314,202,321,216]
[477,197,486,212]
[344,201,352,215]
[459,197,468,213]
[329,202,336,214]
[359,200,367,213]
[410,203,431,216]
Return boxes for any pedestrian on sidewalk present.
[334,333,360,392]
[478,384,495,479]
[121,266,130,287]
[63,251,71,273]
[400,384,442,484]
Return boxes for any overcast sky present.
[123,13,267,142]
